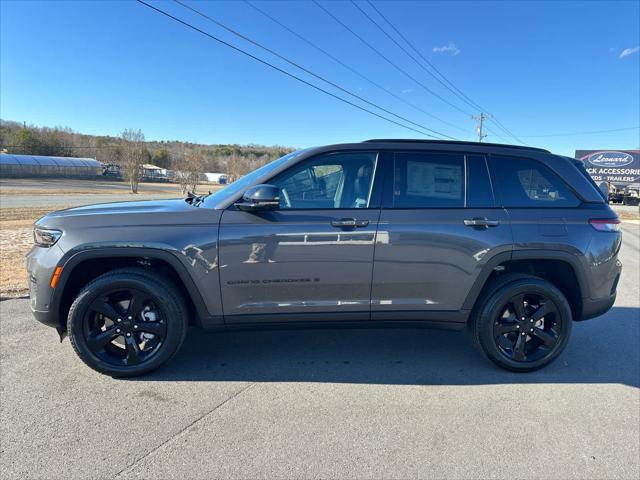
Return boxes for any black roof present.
[362,139,550,153]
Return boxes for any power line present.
[244,0,468,135]
[134,0,444,139]
[483,126,511,143]
[518,126,640,138]
[489,116,528,146]
[365,0,486,113]
[363,0,527,146]
[312,0,472,133]
[351,1,472,117]
[173,0,455,140]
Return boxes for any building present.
[0,153,102,177]
[575,150,640,188]
[141,164,168,180]
[202,172,228,184]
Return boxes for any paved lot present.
[0,192,180,208]
[1,224,638,479]
[0,179,184,208]
[0,178,182,193]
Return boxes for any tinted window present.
[393,152,464,208]
[467,154,494,208]
[490,155,579,207]
[270,152,377,209]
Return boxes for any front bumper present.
[26,243,65,329]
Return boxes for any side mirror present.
[236,184,280,211]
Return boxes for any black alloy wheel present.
[472,275,572,372]
[83,288,167,367]
[492,292,562,363]
[67,268,188,377]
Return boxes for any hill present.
[0,120,294,176]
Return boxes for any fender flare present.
[462,249,588,312]
[51,246,214,328]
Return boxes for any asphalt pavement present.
[1,223,638,479]
[0,178,183,208]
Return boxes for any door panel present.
[219,150,382,323]
[371,208,512,316]
[219,209,380,321]
[371,151,513,320]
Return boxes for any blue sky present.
[1,0,639,156]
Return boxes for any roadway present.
[1,223,638,479]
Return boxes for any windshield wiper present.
[185,191,211,207]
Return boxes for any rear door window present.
[392,152,465,208]
[489,155,580,207]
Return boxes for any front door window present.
[270,152,378,209]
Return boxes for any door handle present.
[331,218,369,228]
[464,218,500,228]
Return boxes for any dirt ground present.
[0,218,34,298]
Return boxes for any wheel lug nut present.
[521,317,525,321]
[127,316,132,320]
[126,333,131,337]
[134,325,138,329]
[117,318,121,323]
[516,325,520,329]
[116,328,121,333]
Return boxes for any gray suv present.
[26,140,622,377]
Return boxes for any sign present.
[575,150,640,186]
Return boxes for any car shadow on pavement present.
[134,306,640,387]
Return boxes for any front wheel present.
[67,268,189,377]
[472,275,572,372]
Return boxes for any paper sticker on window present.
[406,161,462,199]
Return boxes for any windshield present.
[202,149,309,209]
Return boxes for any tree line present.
[0,120,293,193]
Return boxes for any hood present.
[36,198,220,230]
[46,198,192,218]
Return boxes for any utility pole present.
[472,112,488,142]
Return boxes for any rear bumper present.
[579,292,617,321]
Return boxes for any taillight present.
[589,218,621,232]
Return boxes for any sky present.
[1,0,639,156]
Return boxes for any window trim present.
[465,153,498,209]
[487,153,582,209]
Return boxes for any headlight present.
[33,227,62,247]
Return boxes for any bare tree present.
[175,150,202,194]
[121,129,146,193]
[227,153,250,182]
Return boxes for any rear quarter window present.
[489,155,580,208]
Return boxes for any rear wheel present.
[472,275,572,372]
[67,269,188,377]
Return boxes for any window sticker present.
[406,161,462,199]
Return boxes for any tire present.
[67,268,189,377]
[471,274,572,372]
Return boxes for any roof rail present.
[362,139,550,153]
